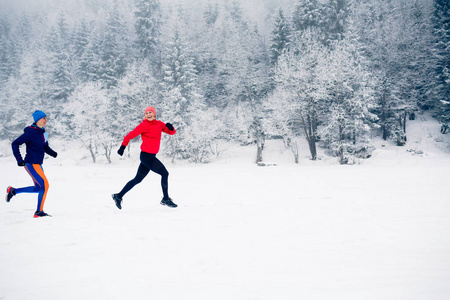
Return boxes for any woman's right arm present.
[11,132,30,165]
[121,123,144,147]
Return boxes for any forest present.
[0,0,449,164]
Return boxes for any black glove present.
[166,123,174,131]
[52,152,58,158]
[18,161,25,167]
[117,145,126,156]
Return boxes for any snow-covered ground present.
[1,113,450,300]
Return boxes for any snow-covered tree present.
[66,82,115,163]
[243,27,272,163]
[134,0,162,66]
[203,2,219,26]
[162,28,198,104]
[324,0,348,43]
[10,12,33,66]
[79,29,103,83]
[319,37,378,164]
[270,8,291,66]
[100,3,130,88]
[433,0,450,132]
[0,0,443,164]
[265,88,303,163]
[0,44,55,138]
[211,4,271,162]
[270,30,329,160]
[47,12,74,105]
[0,17,17,84]
[292,0,324,31]
[350,0,433,145]
[160,24,205,161]
[72,19,91,83]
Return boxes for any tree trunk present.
[339,124,345,164]
[381,85,388,140]
[103,144,112,164]
[255,132,265,163]
[300,113,317,160]
[381,111,388,140]
[402,111,407,133]
[290,141,299,164]
[256,143,263,163]
[82,140,96,163]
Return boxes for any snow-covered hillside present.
[0,113,449,300]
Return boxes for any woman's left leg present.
[148,157,170,200]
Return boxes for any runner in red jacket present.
[112,106,177,209]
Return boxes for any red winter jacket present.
[121,119,176,154]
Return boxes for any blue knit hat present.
[33,110,47,122]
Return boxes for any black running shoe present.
[161,197,177,208]
[6,186,15,203]
[112,194,123,209]
[34,211,52,218]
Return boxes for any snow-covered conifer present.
[270,8,291,66]
[101,4,130,88]
[433,0,450,132]
[134,0,162,66]
[292,0,326,36]
[319,35,378,164]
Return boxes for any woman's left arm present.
[162,122,176,135]
[44,143,58,158]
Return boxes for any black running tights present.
[118,152,169,199]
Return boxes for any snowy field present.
[1,114,450,300]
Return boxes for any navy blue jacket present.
[12,124,57,165]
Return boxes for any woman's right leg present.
[117,163,150,198]
[14,164,48,212]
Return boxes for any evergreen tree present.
[197,5,234,109]
[350,0,433,145]
[48,12,74,104]
[0,17,17,83]
[433,0,450,132]
[216,3,271,162]
[270,8,291,66]
[390,1,434,133]
[292,0,325,32]
[161,25,204,161]
[228,1,247,28]
[203,2,219,26]
[162,27,199,108]
[100,3,130,88]
[3,12,33,82]
[12,13,32,61]
[134,0,162,65]
[72,19,91,83]
[78,29,101,83]
[324,0,348,43]
[0,47,54,138]
[319,36,377,164]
